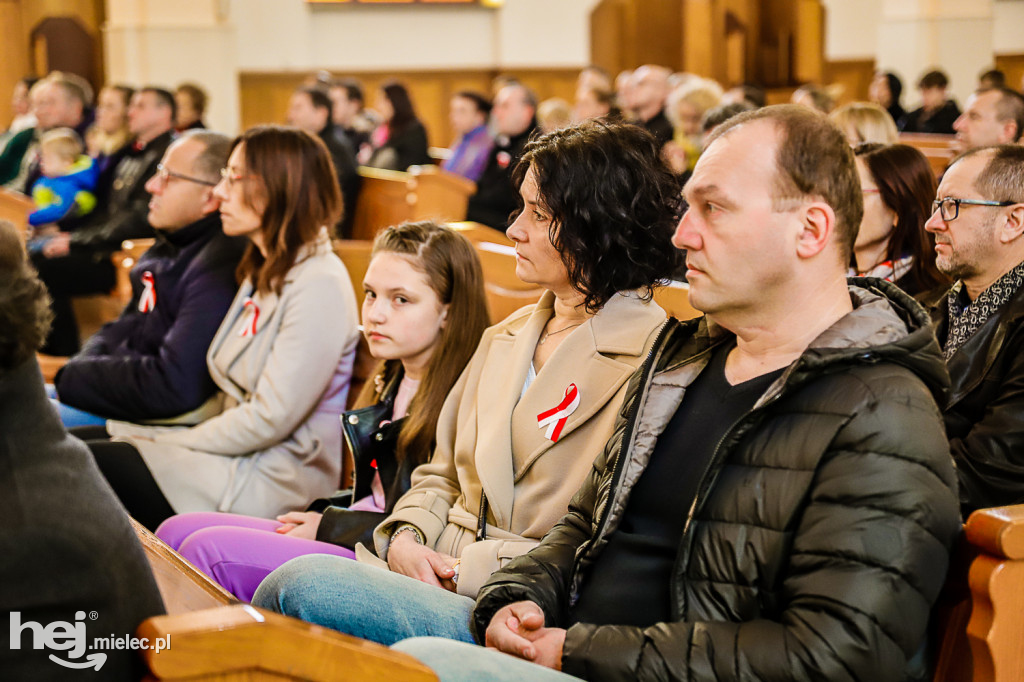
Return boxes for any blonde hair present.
[830,102,899,145]
[666,78,724,134]
[537,98,572,133]
[39,128,84,162]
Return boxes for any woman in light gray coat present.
[80,126,359,529]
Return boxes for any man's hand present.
[275,511,323,540]
[386,529,457,590]
[485,601,565,670]
[41,232,71,258]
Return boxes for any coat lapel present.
[475,293,554,529]
[511,293,665,483]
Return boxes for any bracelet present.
[391,524,425,546]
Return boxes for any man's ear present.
[201,188,220,215]
[795,202,835,259]
[999,203,1024,244]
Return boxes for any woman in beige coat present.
[80,126,359,529]
[255,120,683,640]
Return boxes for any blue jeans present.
[252,554,477,646]
[393,638,580,682]
[46,384,107,427]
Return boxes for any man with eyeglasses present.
[52,130,245,427]
[926,144,1024,514]
[32,87,177,356]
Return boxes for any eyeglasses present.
[219,167,253,190]
[932,196,1015,221]
[154,163,217,187]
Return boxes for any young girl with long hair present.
[154,221,489,601]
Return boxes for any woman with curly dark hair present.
[253,120,681,641]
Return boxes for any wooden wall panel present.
[824,59,875,106]
[995,54,1024,94]
[590,0,683,77]
[239,68,578,148]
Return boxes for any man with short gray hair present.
[927,144,1024,514]
[52,130,246,425]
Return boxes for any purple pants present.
[156,512,357,602]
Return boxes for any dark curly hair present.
[0,221,53,372]
[512,120,682,312]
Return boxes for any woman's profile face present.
[506,166,572,294]
[213,143,264,246]
[361,252,448,374]
[855,158,897,251]
[96,88,128,135]
[376,90,394,123]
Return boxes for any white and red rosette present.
[238,297,260,337]
[537,383,580,443]
[137,271,156,313]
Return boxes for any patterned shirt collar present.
[944,259,1024,360]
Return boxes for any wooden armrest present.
[965,506,1024,560]
[139,605,438,681]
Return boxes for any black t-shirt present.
[570,341,784,627]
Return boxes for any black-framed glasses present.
[154,163,218,187]
[932,196,1015,221]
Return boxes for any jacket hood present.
[673,277,949,404]
[783,277,950,404]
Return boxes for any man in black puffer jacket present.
[391,106,961,682]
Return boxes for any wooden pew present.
[0,188,33,241]
[448,220,514,248]
[899,132,958,179]
[654,280,702,321]
[351,165,476,241]
[140,604,438,681]
[474,241,544,324]
[130,517,235,616]
[133,504,1024,681]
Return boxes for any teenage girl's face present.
[362,252,448,378]
[855,157,897,251]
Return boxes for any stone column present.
[104,0,239,134]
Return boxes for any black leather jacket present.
[473,280,960,682]
[308,375,417,549]
[932,282,1024,515]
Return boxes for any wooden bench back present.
[130,517,235,616]
[474,241,544,324]
[931,505,1024,682]
[899,132,958,179]
[654,281,702,322]
[0,188,33,241]
[351,165,476,241]
[140,604,438,681]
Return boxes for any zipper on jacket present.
[569,318,676,602]
[668,357,805,618]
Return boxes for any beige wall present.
[823,0,1024,106]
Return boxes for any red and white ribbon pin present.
[137,271,156,313]
[537,383,580,443]
[238,297,260,337]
